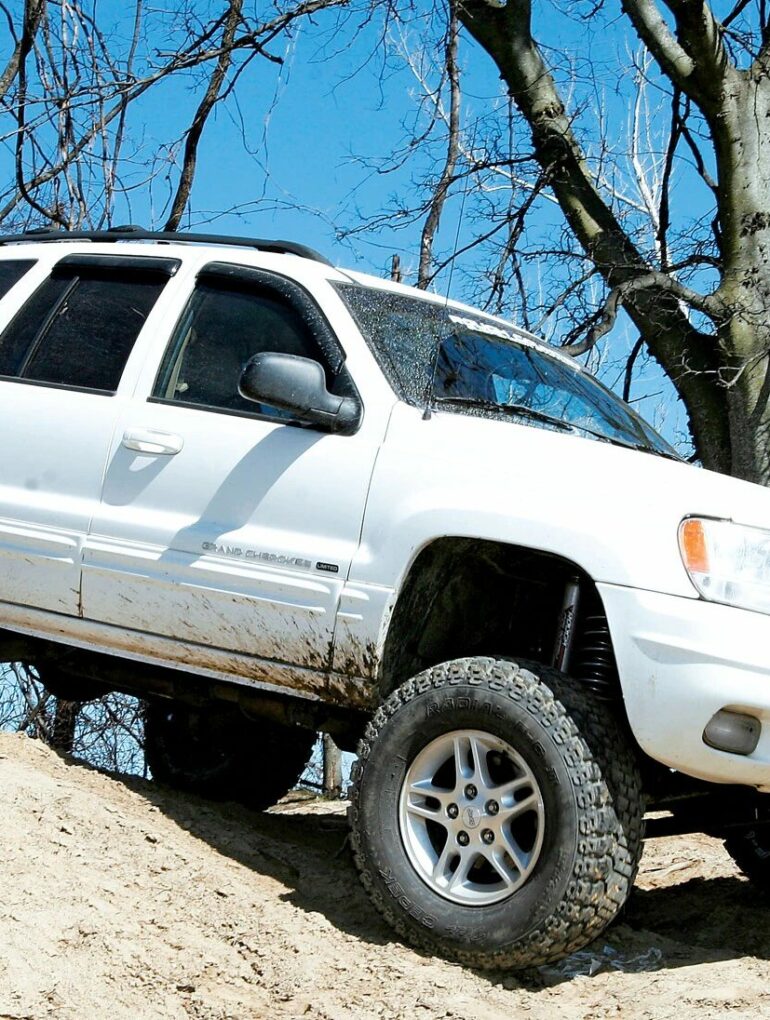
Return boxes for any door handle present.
[122,428,184,456]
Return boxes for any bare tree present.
[0,663,146,773]
[447,0,770,483]
[0,0,348,232]
[334,3,770,474]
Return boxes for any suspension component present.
[551,575,581,673]
[570,612,618,701]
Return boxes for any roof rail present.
[0,226,332,266]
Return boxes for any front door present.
[82,262,382,673]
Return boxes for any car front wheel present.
[349,657,643,969]
[724,824,770,889]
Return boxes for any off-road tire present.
[724,827,770,890]
[349,656,644,970]
[145,702,316,811]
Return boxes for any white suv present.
[1,228,769,970]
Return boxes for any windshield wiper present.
[434,395,680,459]
[433,395,575,432]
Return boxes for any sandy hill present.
[1,731,769,1019]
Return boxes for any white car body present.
[1,238,769,790]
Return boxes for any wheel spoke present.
[406,799,444,822]
[500,792,539,823]
[487,847,520,889]
[452,735,471,782]
[494,775,532,803]
[498,827,528,875]
[448,849,475,891]
[468,734,493,789]
[407,778,450,804]
[432,840,457,885]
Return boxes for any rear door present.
[0,252,179,616]
[82,261,386,672]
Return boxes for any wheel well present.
[379,538,622,704]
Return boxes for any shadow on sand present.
[87,763,770,990]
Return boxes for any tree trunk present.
[713,72,770,484]
[456,1,732,477]
[322,733,342,798]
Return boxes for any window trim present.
[147,394,320,427]
[196,262,347,374]
[52,253,181,279]
[0,374,117,397]
[17,276,77,377]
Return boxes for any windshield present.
[336,283,678,458]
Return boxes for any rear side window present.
[0,256,176,393]
[0,260,36,301]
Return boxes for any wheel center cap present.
[462,806,481,828]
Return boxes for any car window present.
[153,280,334,420]
[0,258,174,393]
[336,282,677,458]
[0,260,36,301]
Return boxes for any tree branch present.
[418,0,460,288]
[564,270,723,356]
[0,2,23,105]
[622,0,732,121]
[14,0,61,225]
[620,0,694,90]
[623,335,646,401]
[164,0,243,230]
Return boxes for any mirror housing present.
[238,352,362,435]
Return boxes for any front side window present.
[0,257,174,393]
[154,277,347,421]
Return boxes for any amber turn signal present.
[680,518,709,574]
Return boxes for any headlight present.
[679,517,770,615]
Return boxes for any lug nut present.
[457,830,470,846]
[465,784,478,800]
[486,799,499,816]
[447,802,459,819]
[481,829,495,845]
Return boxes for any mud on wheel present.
[349,656,644,970]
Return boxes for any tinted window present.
[0,260,35,301]
[154,281,334,419]
[0,270,168,392]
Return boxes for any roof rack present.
[0,226,332,266]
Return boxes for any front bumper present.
[598,583,770,788]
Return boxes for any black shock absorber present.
[551,575,619,701]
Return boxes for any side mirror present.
[238,352,362,435]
